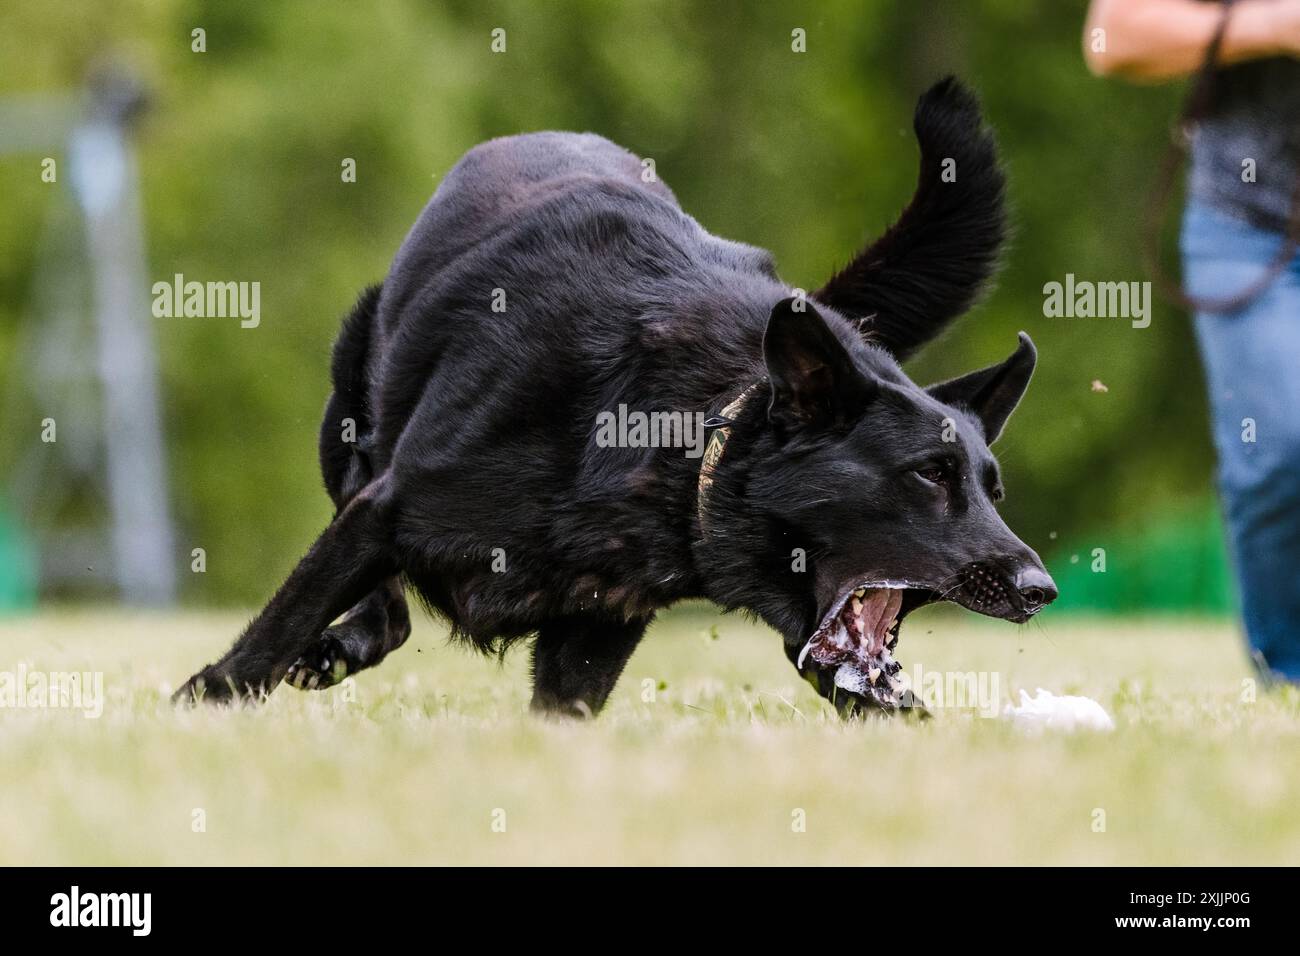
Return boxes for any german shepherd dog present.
[175,77,1056,717]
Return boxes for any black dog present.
[176,77,1056,717]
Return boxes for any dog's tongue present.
[857,587,902,656]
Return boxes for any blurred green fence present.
[1050,504,1233,614]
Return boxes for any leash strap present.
[1144,0,1300,313]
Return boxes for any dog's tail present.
[319,283,383,508]
[813,76,1007,363]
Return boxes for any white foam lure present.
[1002,688,1115,732]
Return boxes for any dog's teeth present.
[868,667,881,685]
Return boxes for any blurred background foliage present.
[0,0,1226,612]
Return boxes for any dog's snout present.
[1014,566,1057,613]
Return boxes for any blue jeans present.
[1182,201,1300,680]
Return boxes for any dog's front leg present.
[173,477,398,705]
[285,576,411,690]
[530,614,651,718]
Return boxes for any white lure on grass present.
[1002,688,1115,732]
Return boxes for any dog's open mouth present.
[797,583,936,714]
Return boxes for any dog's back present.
[386,132,680,304]
[359,132,777,470]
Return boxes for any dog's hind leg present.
[284,575,411,689]
[173,477,398,705]
[530,615,651,718]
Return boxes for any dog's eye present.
[915,467,947,486]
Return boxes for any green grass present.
[1,604,1298,865]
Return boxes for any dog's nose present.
[1014,566,1058,613]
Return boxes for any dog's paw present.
[810,664,931,721]
[529,694,596,720]
[171,667,237,707]
[832,685,931,721]
[285,634,350,690]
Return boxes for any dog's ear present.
[763,297,873,431]
[926,332,1035,443]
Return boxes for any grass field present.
[2,603,1298,866]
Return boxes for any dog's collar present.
[697,381,764,533]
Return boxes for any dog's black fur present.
[176,77,1056,717]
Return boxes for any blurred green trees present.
[0,0,1222,610]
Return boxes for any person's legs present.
[1182,202,1300,679]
